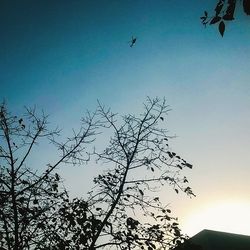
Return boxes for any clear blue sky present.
[1,0,250,236]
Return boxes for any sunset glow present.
[182,200,250,236]
[1,1,250,246]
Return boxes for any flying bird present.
[129,36,137,47]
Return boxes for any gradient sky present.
[1,0,250,236]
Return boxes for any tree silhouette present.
[0,98,194,249]
[48,98,194,249]
[0,103,98,250]
[201,0,250,36]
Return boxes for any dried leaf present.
[219,21,225,37]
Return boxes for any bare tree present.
[0,98,194,250]
[49,97,194,250]
[0,102,98,250]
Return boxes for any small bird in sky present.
[129,36,137,47]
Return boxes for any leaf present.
[150,243,156,249]
[215,1,224,15]
[52,183,58,191]
[139,189,144,196]
[151,167,154,172]
[22,180,29,185]
[174,189,179,194]
[176,164,182,170]
[210,16,221,24]
[223,0,236,20]
[165,215,171,221]
[185,163,193,169]
[167,151,173,158]
[223,14,234,20]
[243,0,250,15]
[219,21,225,37]
[55,173,60,181]
[174,229,181,237]
[160,116,164,121]
[19,197,25,203]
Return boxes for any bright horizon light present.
[181,200,250,237]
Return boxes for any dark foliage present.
[0,103,98,249]
[0,98,194,249]
[201,0,250,36]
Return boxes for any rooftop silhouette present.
[174,229,250,250]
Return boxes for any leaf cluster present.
[201,0,250,36]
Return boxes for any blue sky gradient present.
[1,0,250,236]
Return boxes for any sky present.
[1,0,250,237]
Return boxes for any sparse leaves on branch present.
[0,102,98,250]
[201,0,250,37]
[84,97,194,249]
[0,98,194,249]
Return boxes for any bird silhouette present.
[129,36,137,47]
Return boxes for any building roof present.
[174,229,250,250]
